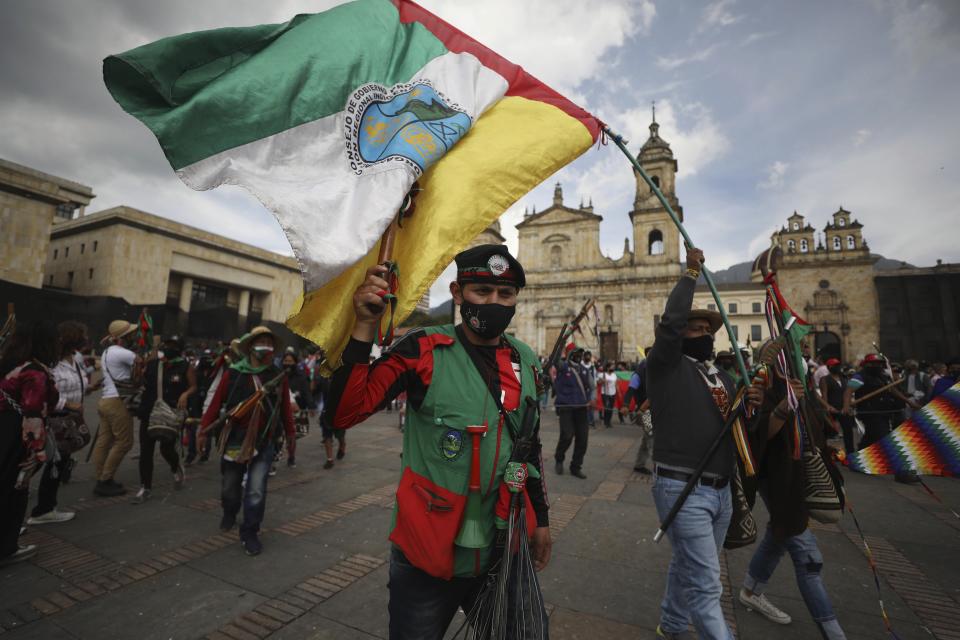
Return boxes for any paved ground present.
[1,404,959,639]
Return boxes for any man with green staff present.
[328,245,550,640]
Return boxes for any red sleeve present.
[200,369,230,427]
[329,333,450,429]
[19,368,54,417]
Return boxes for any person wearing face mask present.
[582,350,598,427]
[327,244,550,640]
[91,320,141,497]
[132,336,196,503]
[818,358,852,452]
[199,326,296,556]
[281,351,312,462]
[648,248,764,640]
[553,346,592,478]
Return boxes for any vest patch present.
[439,428,464,461]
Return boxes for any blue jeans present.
[220,442,274,537]
[744,527,846,639]
[652,473,734,639]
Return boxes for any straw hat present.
[102,319,136,343]
[687,308,723,334]
[237,326,278,355]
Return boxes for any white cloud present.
[699,0,743,32]
[421,0,652,95]
[885,0,957,67]
[852,129,872,146]
[656,44,721,70]
[757,161,789,190]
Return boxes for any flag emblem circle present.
[345,80,471,176]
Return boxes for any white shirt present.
[52,357,89,412]
[600,372,618,396]
[813,363,830,387]
[100,345,135,399]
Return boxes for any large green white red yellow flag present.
[103,0,600,359]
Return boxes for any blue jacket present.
[554,361,590,406]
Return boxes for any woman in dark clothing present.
[738,369,846,639]
[132,335,196,504]
[0,322,59,565]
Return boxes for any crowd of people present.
[0,317,341,565]
[1,242,957,640]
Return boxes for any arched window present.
[800,239,808,253]
[604,304,614,324]
[832,236,841,251]
[787,239,796,252]
[650,175,660,190]
[550,245,562,267]
[792,222,799,231]
[846,235,855,249]
[648,230,664,256]
[838,218,846,227]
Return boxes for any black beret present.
[454,244,525,288]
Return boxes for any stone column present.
[179,277,194,312]
[238,289,251,332]
[178,277,193,336]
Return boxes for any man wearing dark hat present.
[649,248,764,640]
[328,245,550,640]
[199,326,296,556]
[553,346,591,478]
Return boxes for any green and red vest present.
[389,324,540,579]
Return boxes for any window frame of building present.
[93,241,98,252]
[730,325,739,340]
[48,275,54,286]
[53,248,58,260]
[792,222,799,231]
[707,303,716,311]
[787,239,796,252]
[550,245,562,267]
[88,268,94,280]
[67,271,74,289]
[80,243,85,254]
[752,302,762,313]
[64,246,69,258]
[846,234,855,249]
[751,324,762,341]
[832,236,841,251]
[729,302,738,314]
[800,238,808,253]
[838,217,846,227]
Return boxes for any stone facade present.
[755,208,879,362]
[44,206,301,327]
[0,158,94,288]
[515,118,686,361]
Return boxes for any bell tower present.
[630,105,682,276]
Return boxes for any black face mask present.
[284,364,297,373]
[682,334,714,362]
[828,366,841,375]
[459,301,515,339]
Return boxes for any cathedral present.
[513,116,883,363]
[513,116,685,361]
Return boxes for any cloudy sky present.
[2,0,958,305]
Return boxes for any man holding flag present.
[328,245,550,639]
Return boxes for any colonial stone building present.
[0,159,94,288]
[514,118,881,364]
[514,117,689,360]
[44,206,302,338]
[755,208,880,362]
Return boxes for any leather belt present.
[655,466,729,489]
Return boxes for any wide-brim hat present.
[103,319,136,343]
[237,326,279,355]
[688,309,723,334]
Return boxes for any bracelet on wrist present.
[685,268,700,279]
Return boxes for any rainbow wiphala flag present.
[845,382,960,476]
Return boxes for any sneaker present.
[739,588,792,624]
[655,625,681,639]
[173,464,185,490]
[220,513,237,532]
[571,469,587,479]
[94,480,126,497]
[131,487,152,504]
[27,509,76,525]
[555,460,564,475]
[336,447,346,460]
[324,459,334,470]
[0,544,38,566]
[268,465,277,478]
[241,533,263,556]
